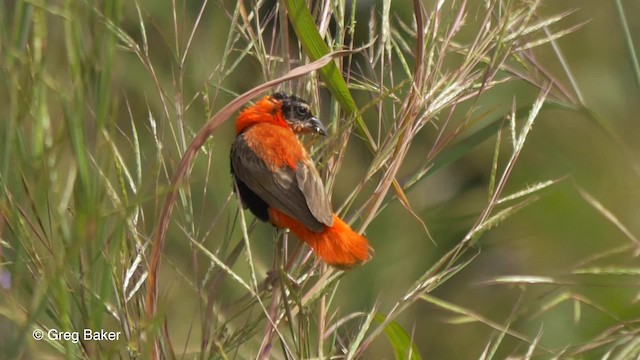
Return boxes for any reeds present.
[1,0,639,359]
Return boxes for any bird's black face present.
[271,92,327,136]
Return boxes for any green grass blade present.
[281,0,375,147]
[374,313,422,360]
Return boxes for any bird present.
[230,92,372,269]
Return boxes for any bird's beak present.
[305,117,327,136]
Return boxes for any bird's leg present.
[265,228,285,287]
[267,230,306,295]
[284,241,304,272]
[280,232,308,291]
[267,228,296,283]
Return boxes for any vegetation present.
[1,0,639,358]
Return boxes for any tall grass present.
[1,0,638,359]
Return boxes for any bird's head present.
[235,93,327,136]
[271,93,327,136]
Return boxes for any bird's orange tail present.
[268,209,372,269]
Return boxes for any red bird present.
[230,93,372,268]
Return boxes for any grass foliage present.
[1,0,639,359]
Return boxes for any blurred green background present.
[1,0,640,358]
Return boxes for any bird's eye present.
[295,105,308,117]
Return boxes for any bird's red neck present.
[235,96,289,135]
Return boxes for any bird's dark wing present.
[294,157,334,227]
[231,133,333,232]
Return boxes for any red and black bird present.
[230,93,371,268]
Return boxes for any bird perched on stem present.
[230,93,372,269]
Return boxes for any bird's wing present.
[231,133,333,232]
[294,157,334,227]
